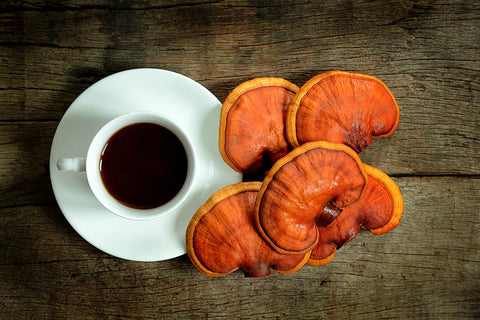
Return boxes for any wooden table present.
[1,1,479,319]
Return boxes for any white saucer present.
[49,68,242,261]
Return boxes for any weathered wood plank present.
[0,177,478,319]
[0,0,217,11]
[0,122,57,207]
[1,1,478,106]
[0,115,478,210]
[0,64,478,177]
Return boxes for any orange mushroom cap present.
[255,141,368,255]
[308,164,404,266]
[286,71,399,152]
[219,78,299,174]
[186,182,310,277]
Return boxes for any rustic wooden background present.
[1,0,479,319]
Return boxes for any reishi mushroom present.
[286,71,400,153]
[186,71,404,277]
[255,141,368,255]
[307,164,404,266]
[219,77,299,174]
[186,182,310,277]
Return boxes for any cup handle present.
[57,157,87,172]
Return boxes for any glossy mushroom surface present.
[286,71,399,152]
[186,182,310,277]
[255,141,368,255]
[219,78,299,174]
[308,164,404,266]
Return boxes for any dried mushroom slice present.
[219,78,299,174]
[287,71,399,152]
[308,164,404,266]
[255,141,368,255]
[186,182,310,277]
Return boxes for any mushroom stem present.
[316,203,343,226]
[243,263,272,278]
[345,122,373,153]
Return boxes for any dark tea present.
[99,122,188,209]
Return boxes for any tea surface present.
[100,122,188,209]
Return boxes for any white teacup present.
[57,112,196,220]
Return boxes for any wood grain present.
[0,122,57,207]
[0,0,479,319]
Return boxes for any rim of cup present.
[86,112,196,221]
